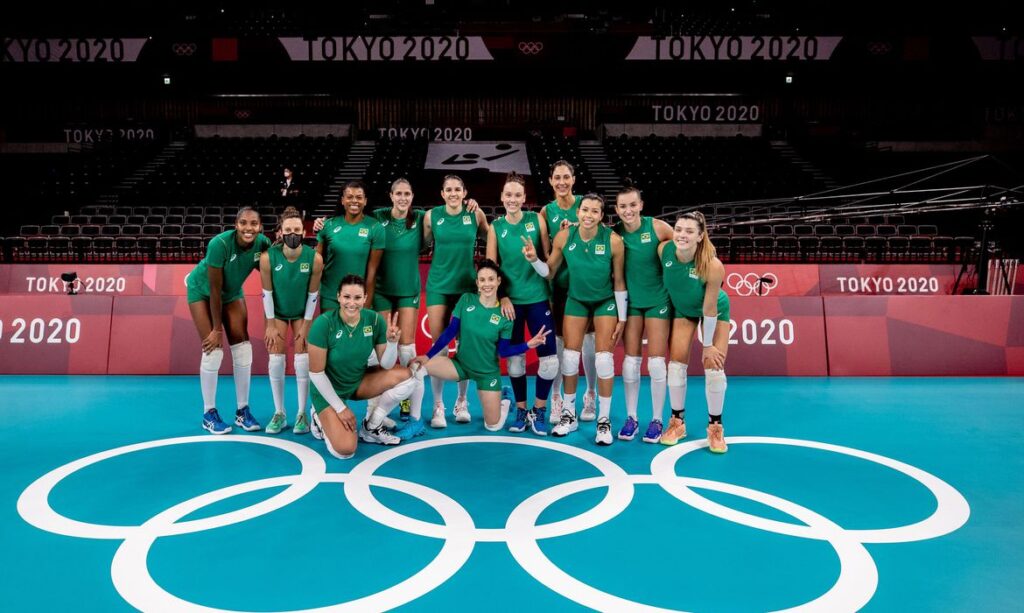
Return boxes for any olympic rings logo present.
[17,434,969,611]
[518,41,544,55]
[726,272,779,296]
[172,43,197,56]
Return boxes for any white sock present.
[432,378,445,407]
[268,353,286,415]
[366,404,389,430]
[706,370,727,420]
[294,353,310,416]
[563,392,577,417]
[623,355,642,419]
[668,361,688,416]
[457,379,469,402]
[200,356,219,411]
[599,395,612,421]
[409,376,424,420]
[230,341,252,410]
[650,362,667,424]
[553,336,564,398]
[582,332,597,394]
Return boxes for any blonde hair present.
[676,211,717,281]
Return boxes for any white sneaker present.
[382,416,397,430]
[595,417,613,446]
[310,409,324,440]
[551,411,578,437]
[430,402,448,428]
[360,419,401,445]
[580,390,597,421]
[453,397,471,423]
[549,394,563,424]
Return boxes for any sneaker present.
[617,416,639,441]
[508,408,530,433]
[551,411,578,437]
[394,419,426,441]
[595,417,613,445]
[549,394,563,424]
[360,419,401,446]
[293,412,310,435]
[202,408,232,435]
[399,399,411,421]
[265,412,287,435]
[234,406,262,432]
[530,408,549,436]
[580,390,597,421]
[660,416,687,446]
[453,397,471,423]
[430,402,447,429]
[707,423,728,454]
[383,416,397,430]
[642,419,663,444]
[310,410,324,440]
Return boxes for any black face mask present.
[282,233,303,249]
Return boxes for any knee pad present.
[595,351,615,380]
[294,352,310,375]
[537,354,560,380]
[383,375,417,402]
[200,348,224,372]
[647,356,667,382]
[706,369,727,393]
[561,348,581,377]
[507,354,526,378]
[668,361,688,386]
[366,350,379,367]
[399,343,417,367]
[268,353,286,379]
[229,342,252,368]
[622,355,642,383]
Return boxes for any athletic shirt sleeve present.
[206,235,228,268]
[307,314,330,349]
[452,293,469,319]
[370,221,386,250]
[316,220,331,245]
[372,311,388,345]
[499,316,513,340]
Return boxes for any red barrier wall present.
[0,264,145,295]
[818,264,964,295]
[721,264,820,297]
[0,296,112,374]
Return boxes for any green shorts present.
[451,357,502,392]
[319,296,339,314]
[627,301,672,320]
[426,291,463,309]
[186,283,243,306]
[565,295,618,319]
[676,293,731,323]
[373,292,421,312]
[311,380,361,415]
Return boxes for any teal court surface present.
[1,375,1021,612]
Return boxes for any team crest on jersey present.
[274,264,283,271]
[363,325,374,336]
[489,314,501,325]
[462,216,472,225]
[358,228,369,238]
[230,254,238,262]
[525,222,536,232]
[641,232,652,243]
[300,263,311,273]
[568,243,577,251]
[595,244,607,255]
[689,269,699,279]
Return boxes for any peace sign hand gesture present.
[521,235,538,262]
[386,312,401,343]
[526,325,551,349]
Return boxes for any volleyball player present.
[524,194,627,445]
[612,185,674,443]
[658,211,731,453]
[316,181,385,313]
[259,206,324,435]
[187,207,272,434]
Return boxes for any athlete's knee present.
[668,361,688,386]
[229,341,252,368]
[537,354,560,380]
[647,356,667,382]
[294,352,309,373]
[595,351,615,380]
[622,355,642,383]
[200,348,224,372]
[399,343,417,367]
[561,348,581,376]
[507,354,526,378]
[705,369,727,393]
[268,353,286,378]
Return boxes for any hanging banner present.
[626,36,842,61]
[279,36,493,61]
[424,141,531,175]
[818,264,964,296]
[0,264,145,295]
[2,38,148,63]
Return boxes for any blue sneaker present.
[642,419,664,444]
[203,409,232,435]
[394,419,426,441]
[617,416,639,441]
[529,408,549,436]
[508,408,530,433]
[234,406,262,432]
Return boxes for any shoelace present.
[515,408,529,423]
[206,409,221,424]
[558,412,574,426]
[597,420,611,433]
[647,420,662,436]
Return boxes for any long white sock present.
[268,353,286,415]
[598,395,612,421]
[230,341,252,410]
[409,375,425,420]
[553,336,564,399]
[649,357,668,423]
[706,370,727,420]
[582,332,597,394]
[622,355,642,419]
[432,378,445,406]
[668,361,688,415]
[294,353,310,416]
[199,349,222,411]
[563,392,577,417]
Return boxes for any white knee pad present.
[622,355,642,384]
[388,375,417,401]
[561,348,581,377]
[399,343,417,367]
[268,353,286,379]
[366,350,379,367]
[648,356,667,382]
[507,354,526,378]
[229,342,252,368]
[200,348,224,372]
[668,361,688,386]
[537,354,560,380]
[595,351,615,380]
[706,369,727,393]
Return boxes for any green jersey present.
[268,244,316,320]
[452,293,513,377]
[426,205,478,295]
[542,196,581,289]
[492,212,549,305]
[308,308,387,399]
[188,230,271,301]
[614,216,670,309]
[372,207,425,297]
[317,216,385,299]
[661,244,729,318]
[561,225,614,303]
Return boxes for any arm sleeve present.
[426,318,461,359]
[497,338,530,358]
